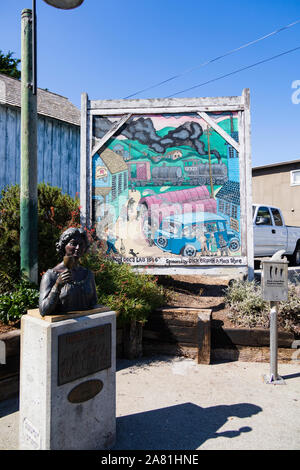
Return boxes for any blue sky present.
[1,0,300,167]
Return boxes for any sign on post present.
[261,250,289,385]
[261,259,289,302]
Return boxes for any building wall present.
[252,162,300,226]
[0,104,80,198]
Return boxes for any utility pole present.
[20,8,38,284]
[204,126,214,198]
[20,0,84,284]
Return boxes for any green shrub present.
[0,281,39,325]
[0,183,80,293]
[278,284,300,335]
[225,279,300,334]
[82,250,165,326]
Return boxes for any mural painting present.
[92,112,242,267]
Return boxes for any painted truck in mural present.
[253,204,300,265]
[92,112,242,264]
[154,212,240,256]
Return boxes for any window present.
[118,173,123,195]
[229,146,234,158]
[219,200,225,214]
[291,170,300,186]
[225,203,231,216]
[111,175,117,201]
[231,204,237,219]
[255,206,272,225]
[124,172,128,191]
[271,208,283,226]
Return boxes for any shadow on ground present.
[0,397,19,419]
[112,402,262,450]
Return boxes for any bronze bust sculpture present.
[39,227,98,316]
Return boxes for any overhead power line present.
[166,45,300,97]
[123,19,300,99]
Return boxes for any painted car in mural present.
[91,112,242,263]
[153,212,240,256]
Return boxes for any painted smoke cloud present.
[93,116,207,155]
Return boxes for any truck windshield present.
[256,206,272,225]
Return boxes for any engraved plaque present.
[68,379,103,403]
[58,324,111,385]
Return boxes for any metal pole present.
[270,301,279,381]
[264,301,285,385]
[20,8,38,284]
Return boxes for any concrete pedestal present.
[19,307,116,450]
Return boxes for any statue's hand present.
[55,269,72,289]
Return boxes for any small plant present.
[225,279,300,335]
[0,281,39,325]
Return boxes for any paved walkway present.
[1,356,299,450]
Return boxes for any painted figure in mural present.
[199,231,209,256]
[210,235,218,256]
[39,227,98,317]
[218,233,229,256]
[136,204,141,221]
[105,227,119,255]
[127,197,136,221]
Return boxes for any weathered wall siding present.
[0,106,21,191]
[0,104,80,198]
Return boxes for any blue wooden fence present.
[0,103,80,198]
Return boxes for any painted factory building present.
[92,148,129,234]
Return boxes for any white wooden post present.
[80,92,91,227]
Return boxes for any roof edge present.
[252,159,300,171]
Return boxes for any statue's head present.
[56,227,90,259]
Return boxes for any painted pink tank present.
[139,186,211,208]
[139,186,217,231]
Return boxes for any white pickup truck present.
[253,204,300,266]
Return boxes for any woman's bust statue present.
[39,227,98,316]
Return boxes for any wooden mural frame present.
[80,90,253,280]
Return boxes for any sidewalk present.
[0,356,299,450]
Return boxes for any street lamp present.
[20,0,84,284]
[43,0,84,8]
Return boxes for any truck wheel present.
[156,236,168,249]
[181,245,197,257]
[229,238,240,252]
[291,241,300,266]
